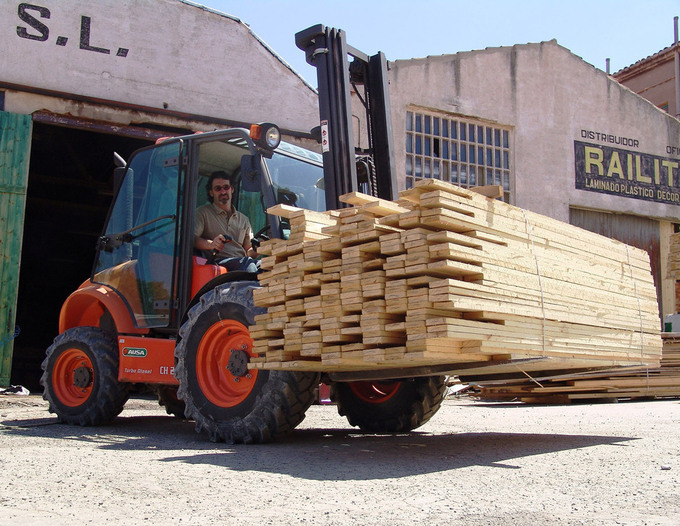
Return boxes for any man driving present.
[194,170,258,272]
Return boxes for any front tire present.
[175,282,319,444]
[332,376,447,433]
[41,327,129,425]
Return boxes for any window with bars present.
[405,109,512,202]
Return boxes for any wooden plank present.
[339,191,411,216]
[469,185,504,198]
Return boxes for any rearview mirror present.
[113,152,127,193]
[240,154,261,192]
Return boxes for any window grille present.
[405,109,512,202]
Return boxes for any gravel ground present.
[0,394,678,525]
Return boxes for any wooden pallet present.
[249,180,662,375]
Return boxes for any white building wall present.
[389,42,680,223]
[0,0,318,134]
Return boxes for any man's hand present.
[211,234,225,252]
[194,233,233,254]
[210,234,233,252]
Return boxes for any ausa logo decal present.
[122,347,147,358]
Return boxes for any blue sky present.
[198,0,678,87]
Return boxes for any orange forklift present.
[41,25,448,443]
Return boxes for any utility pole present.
[675,16,679,119]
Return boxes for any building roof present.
[390,40,568,68]
[613,43,679,80]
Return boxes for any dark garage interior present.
[11,122,151,391]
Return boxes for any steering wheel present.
[251,224,271,249]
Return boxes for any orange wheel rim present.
[349,381,401,404]
[52,348,94,407]
[195,320,258,407]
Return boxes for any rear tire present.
[332,376,447,433]
[175,282,319,444]
[41,327,129,426]
[157,386,188,419]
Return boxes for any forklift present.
[41,25,447,443]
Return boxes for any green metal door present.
[0,111,32,387]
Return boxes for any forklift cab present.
[92,126,324,331]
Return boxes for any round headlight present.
[251,122,281,151]
[263,125,281,149]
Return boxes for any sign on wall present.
[575,132,680,205]
[0,0,318,131]
[15,3,129,56]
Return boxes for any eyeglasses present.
[212,184,231,192]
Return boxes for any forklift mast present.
[295,24,398,210]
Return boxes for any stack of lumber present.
[474,333,680,402]
[249,179,662,376]
[666,232,680,279]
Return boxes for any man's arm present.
[241,217,257,258]
[244,240,257,259]
[194,234,226,253]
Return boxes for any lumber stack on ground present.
[666,232,680,279]
[250,179,662,375]
[474,333,680,402]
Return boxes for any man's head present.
[206,170,235,209]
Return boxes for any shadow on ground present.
[1,406,637,481]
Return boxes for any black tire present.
[332,376,447,433]
[157,386,188,419]
[41,326,129,426]
[175,281,319,444]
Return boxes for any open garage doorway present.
[11,122,152,391]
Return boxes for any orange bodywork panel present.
[191,256,227,298]
[59,257,225,336]
[118,335,178,385]
[93,260,143,322]
[59,258,227,386]
[59,280,149,335]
